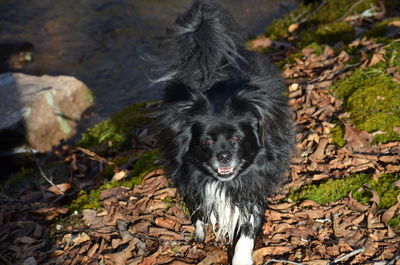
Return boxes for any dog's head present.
[190,117,259,182]
[155,80,293,182]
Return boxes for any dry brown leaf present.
[47,183,71,196]
[73,232,90,246]
[388,20,400,27]
[148,227,185,241]
[253,246,292,264]
[368,52,386,67]
[312,173,329,181]
[289,83,300,92]
[365,240,379,256]
[311,137,329,160]
[268,202,296,210]
[251,37,272,49]
[155,217,177,230]
[381,195,400,225]
[34,207,68,221]
[197,248,228,265]
[343,122,372,151]
[288,23,299,33]
[348,193,369,211]
[112,170,128,181]
[300,200,321,208]
[82,209,104,227]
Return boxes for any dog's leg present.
[195,219,206,242]
[232,234,254,265]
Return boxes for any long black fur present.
[151,1,294,263]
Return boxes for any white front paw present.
[195,220,205,242]
[232,235,254,265]
[232,255,253,265]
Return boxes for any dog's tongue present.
[218,167,234,175]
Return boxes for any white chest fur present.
[202,181,256,243]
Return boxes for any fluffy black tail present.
[152,1,246,91]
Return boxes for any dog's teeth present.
[218,167,234,175]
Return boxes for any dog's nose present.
[217,151,232,163]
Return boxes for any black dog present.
[151,1,294,264]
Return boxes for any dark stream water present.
[0,0,297,121]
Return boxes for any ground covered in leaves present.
[1,0,400,264]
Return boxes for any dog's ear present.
[152,84,210,137]
[229,88,292,146]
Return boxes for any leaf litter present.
[2,4,400,265]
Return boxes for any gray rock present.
[0,73,93,152]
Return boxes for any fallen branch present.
[264,260,305,265]
[77,147,118,171]
[307,62,361,85]
[30,147,65,196]
[298,0,328,24]
[331,248,365,264]
[336,0,367,21]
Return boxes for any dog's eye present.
[203,138,213,145]
[232,135,241,142]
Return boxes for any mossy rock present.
[288,173,400,226]
[265,0,377,46]
[365,17,400,38]
[288,173,370,205]
[78,102,151,151]
[70,149,161,211]
[300,21,355,47]
[331,65,400,143]
[265,3,313,40]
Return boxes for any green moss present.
[78,102,151,150]
[69,149,161,211]
[180,201,191,217]
[288,173,400,225]
[365,17,400,38]
[265,0,377,45]
[385,41,400,68]
[331,124,347,148]
[332,66,400,143]
[266,4,313,40]
[288,173,370,205]
[69,189,103,211]
[129,149,160,180]
[100,156,130,179]
[300,21,355,47]
[389,215,400,229]
[352,174,400,209]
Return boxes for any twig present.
[336,0,367,21]
[30,147,65,196]
[307,62,361,85]
[331,248,365,263]
[77,147,117,171]
[298,0,328,25]
[264,259,305,265]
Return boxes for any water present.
[0,0,297,120]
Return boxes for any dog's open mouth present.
[217,167,234,175]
